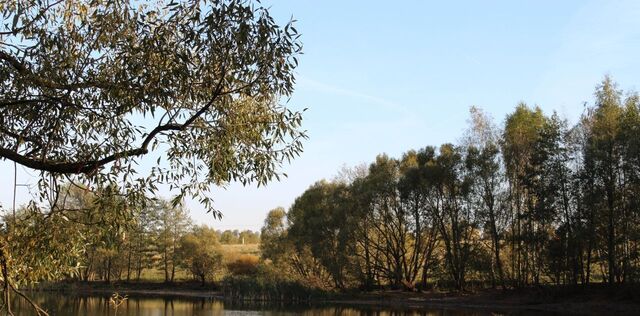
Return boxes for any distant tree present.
[527,113,571,285]
[463,106,507,288]
[502,103,548,286]
[260,207,288,263]
[398,149,439,290]
[427,144,477,290]
[239,230,260,244]
[348,174,379,290]
[180,226,222,285]
[287,180,352,289]
[219,230,239,244]
[53,184,134,283]
[360,155,409,288]
[259,206,327,286]
[580,76,638,284]
[619,93,640,282]
[156,200,191,283]
[90,186,130,283]
[126,200,160,282]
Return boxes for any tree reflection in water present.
[11,292,504,316]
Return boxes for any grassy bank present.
[34,280,223,299]
[221,275,328,303]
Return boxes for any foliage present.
[179,225,222,285]
[287,180,352,289]
[215,229,260,244]
[226,254,260,276]
[156,199,191,283]
[238,230,261,244]
[221,264,325,302]
[0,204,85,315]
[259,207,288,264]
[1,1,306,310]
[262,76,640,291]
[0,186,265,293]
[0,0,305,216]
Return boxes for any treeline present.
[259,77,640,291]
[219,230,261,245]
[4,187,260,285]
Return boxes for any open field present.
[112,243,260,283]
[220,243,261,258]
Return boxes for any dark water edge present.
[6,291,576,316]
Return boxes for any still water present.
[10,292,553,316]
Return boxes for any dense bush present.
[226,254,260,276]
[221,265,326,302]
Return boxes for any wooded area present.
[261,77,640,291]
[4,187,260,287]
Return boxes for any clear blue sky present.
[2,0,640,231]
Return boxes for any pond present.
[9,292,556,315]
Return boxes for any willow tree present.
[0,0,303,311]
[0,0,304,209]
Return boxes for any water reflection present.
[11,292,515,315]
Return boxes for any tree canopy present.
[261,77,640,291]
[0,0,305,214]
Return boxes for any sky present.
[2,0,640,231]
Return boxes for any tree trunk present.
[126,250,132,283]
[106,258,112,284]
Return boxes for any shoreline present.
[322,292,640,315]
[34,282,640,315]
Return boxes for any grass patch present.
[220,243,260,257]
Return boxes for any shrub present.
[221,264,327,302]
[226,254,260,276]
